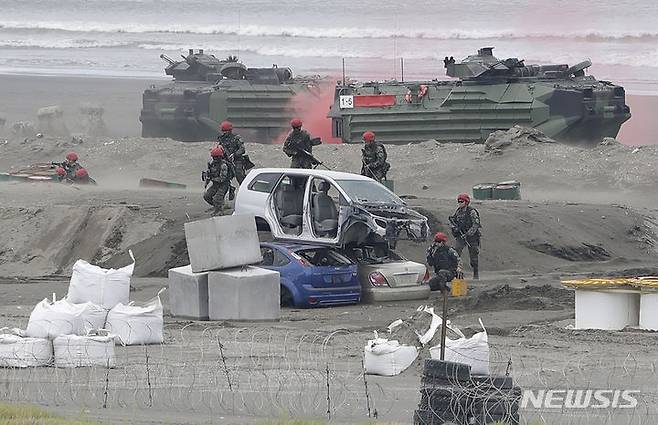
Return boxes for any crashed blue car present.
[258,242,361,308]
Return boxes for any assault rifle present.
[299,139,330,170]
[448,216,471,248]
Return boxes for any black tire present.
[413,408,452,425]
[423,359,471,382]
[479,411,520,425]
[470,375,514,390]
[469,398,519,416]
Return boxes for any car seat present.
[276,180,304,230]
[311,181,338,237]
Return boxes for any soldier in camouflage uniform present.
[449,193,482,280]
[426,232,463,292]
[216,121,247,184]
[360,131,390,182]
[203,146,233,215]
[52,152,82,180]
[283,118,321,169]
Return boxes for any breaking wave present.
[2,20,658,42]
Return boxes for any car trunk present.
[362,262,425,288]
[294,248,357,289]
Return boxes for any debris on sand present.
[11,121,36,140]
[484,125,555,155]
[600,137,621,146]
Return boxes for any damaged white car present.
[234,168,429,248]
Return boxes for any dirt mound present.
[459,284,574,312]
[484,125,555,154]
[0,202,166,278]
[521,240,610,261]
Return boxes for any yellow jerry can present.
[451,278,468,297]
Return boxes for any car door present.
[267,174,309,239]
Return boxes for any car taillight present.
[369,272,389,287]
[420,268,430,283]
[290,251,311,267]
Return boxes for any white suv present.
[234,168,429,248]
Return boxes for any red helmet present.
[220,121,233,132]
[75,168,88,178]
[55,167,66,176]
[457,193,471,204]
[434,232,448,242]
[290,118,303,128]
[211,146,225,157]
[66,152,78,162]
[362,131,375,142]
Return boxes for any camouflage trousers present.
[203,181,230,214]
[428,269,455,292]
[232,160,246,184]
[455,235,480,271]
[291,155,313,169]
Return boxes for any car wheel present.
[280,285,294,307]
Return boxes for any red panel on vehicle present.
[353,95,396,107]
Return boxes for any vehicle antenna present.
[342,58,346,86]
[401,57,404,83]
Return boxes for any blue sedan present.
[258,242,361,308]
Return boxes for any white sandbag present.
[53,334,116,368]
[105,289,164,345]
[0,332,53,368]
[25,299,107,339]
[430,318,490,375]
[67,250,134,309]
[364,338,418,376]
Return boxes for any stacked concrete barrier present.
[170,214,280,321]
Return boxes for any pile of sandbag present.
[1,251,165,369]
[364,306,490,377]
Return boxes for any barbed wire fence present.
[1,323,657,424]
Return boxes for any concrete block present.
[184,215,262,273]
[168,265,209,320]
[208,266,280,321]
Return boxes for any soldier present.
[53,152,82,180]
[71,168,96,185]
[283,118,321,169]
[360,131,390,182]
[426,232,463,292]
[449,193,481,280]
[202,146,233,215]
[216,121,247,184]
[54,167,67,182]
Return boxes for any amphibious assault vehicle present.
[328,47,631,145]
[140,49,322,142]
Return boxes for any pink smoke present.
[273,79,341,144]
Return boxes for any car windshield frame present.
[334,179,403,205]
